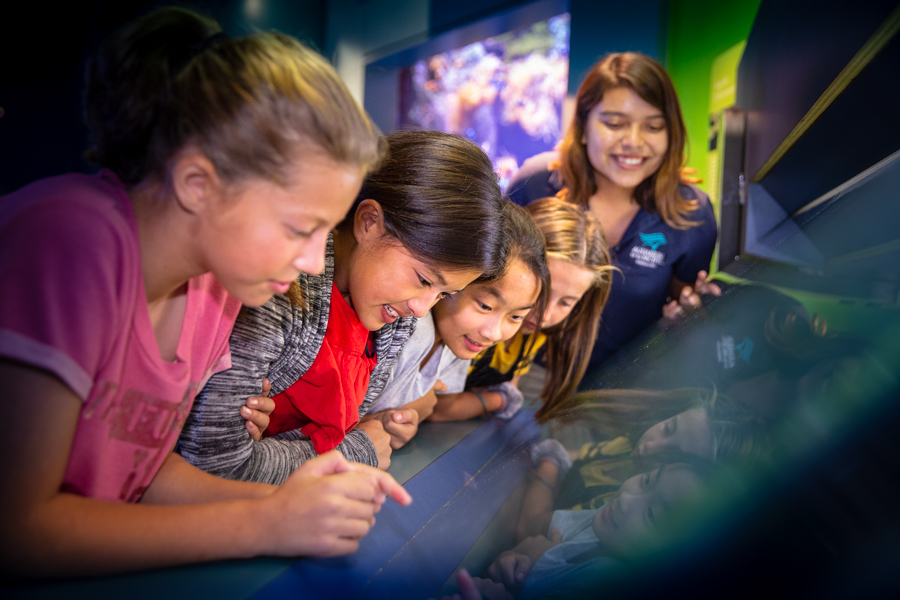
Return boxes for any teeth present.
[618,156,642,166]
[384,305,399,318]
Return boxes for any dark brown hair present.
[84,7,381,187]
[337,130,506,279]
[540,388,772,465]
[527,197,615,420]
[557,52,698,229]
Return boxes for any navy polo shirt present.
[507,151,718,371]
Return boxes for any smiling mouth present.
[613,155,646,168]
[463,335,488,350]
[602,499,617,529]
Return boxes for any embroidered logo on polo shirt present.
[630,232,667,268]
[639,232,667,250]
[717,335,754,370]
[736,337,754,363]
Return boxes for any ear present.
[352,199,386,243]
[170,151,223,215]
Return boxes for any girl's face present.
[199,152,363,307]
[591,463,701,560]
[582,86,669,196]
[521,257,595,334]
[633,407,712,459]
[432,257,541,360]
[343,200,482,332]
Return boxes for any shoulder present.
[2,172,136,258]
[374,315,418,358]
[507,151,562,206]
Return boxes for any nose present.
[293,246,325,276]
[617,487,646,517]
[542,304,561,328]
[479,315,504,344]
[291,232,327,276]
[406,290,440,319]
[641,438,666,456]
[623,123,644,149]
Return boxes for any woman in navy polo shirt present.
[507,52,719,374]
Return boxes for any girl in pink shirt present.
[0,7,409,577]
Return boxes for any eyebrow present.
[599,110,665,120]
[480,285,507,305]
[427,268,447,287]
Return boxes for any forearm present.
[278,428,378,468]
[428,390,504,422]
[516,461,558,542]
[140,452,274,504]
[2,490,264,578]
[406,390,439,421]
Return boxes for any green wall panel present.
[666,0,762,189]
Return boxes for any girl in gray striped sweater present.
[179,131,509,483]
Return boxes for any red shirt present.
[265,283,376,453]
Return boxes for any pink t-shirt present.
[0,171,241,502]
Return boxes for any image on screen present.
[399,13,570,190]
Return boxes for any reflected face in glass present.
[633,407,712,459]
[520,257,594,334]
[591,463,702,559]
[582,86,668,196]
[432,257,540,360]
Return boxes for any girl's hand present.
[486,551,531,593]
[663,271,722,321]
[240,378,275,441]
[485,529,561,593]
[260,451,411,557]
[511,528,563,564]
[357,418,393,469]
[380,408,421,450]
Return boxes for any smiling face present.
[339,200,482,331]
[633,407,713,459]
[521,257,595,334]
[582,86,669,197]
[200,151,364,307]
[591,463,702,560]
[432,257,541,360]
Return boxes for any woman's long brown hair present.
[556,52,699,229]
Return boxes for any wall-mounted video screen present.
[397,13,570,191]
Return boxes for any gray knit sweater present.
[178,237,416,484]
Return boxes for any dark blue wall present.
[0,0,326,194]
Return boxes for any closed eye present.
[287,225,315,239]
